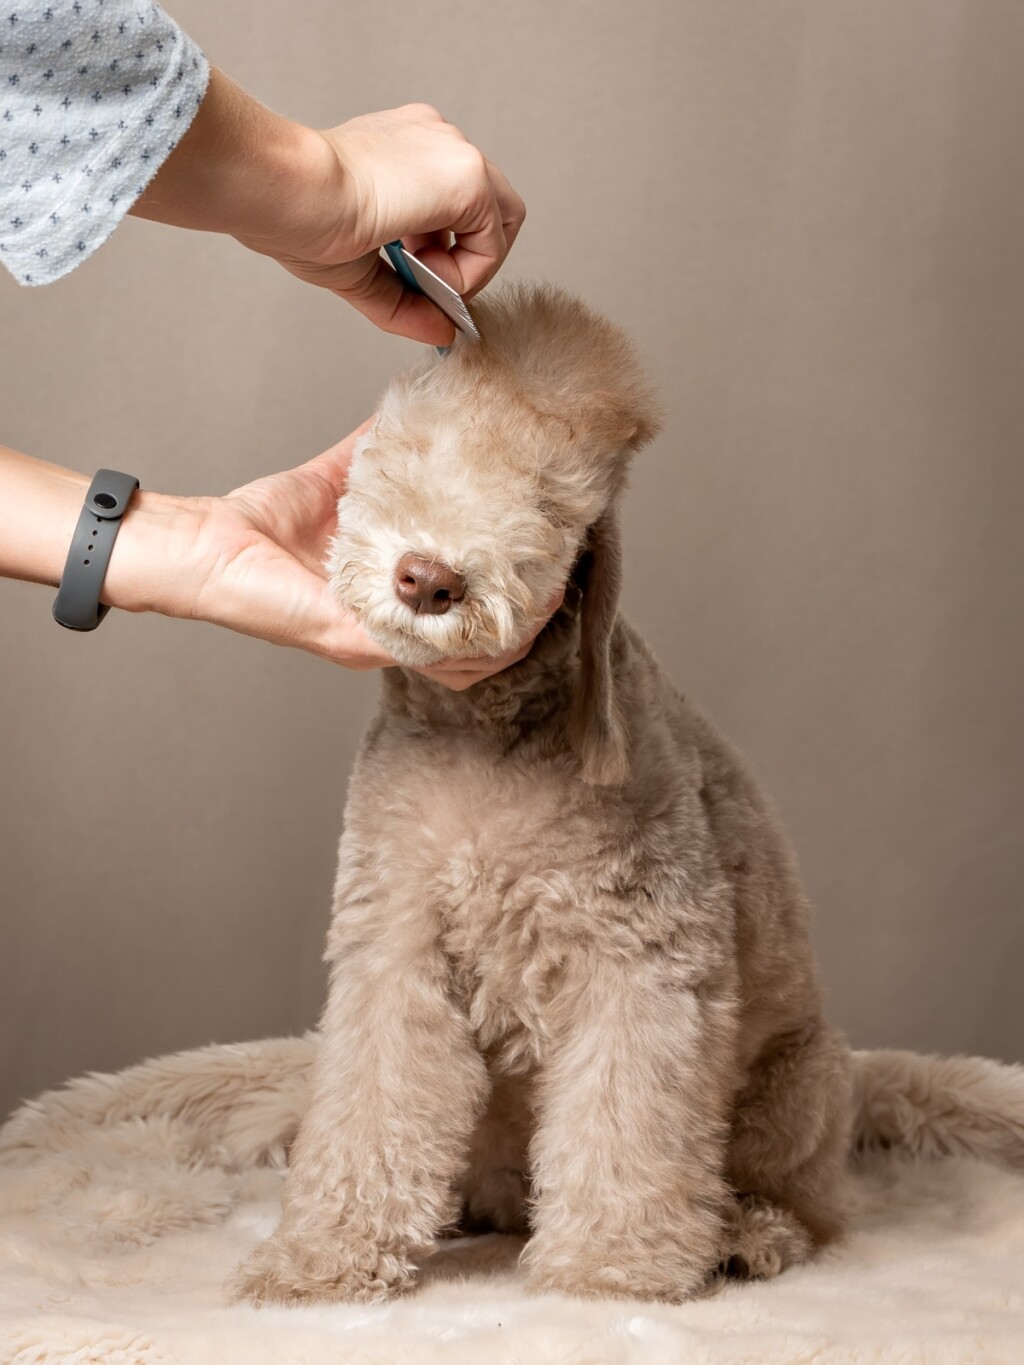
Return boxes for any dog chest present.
[336,745,599,1065]
[338,732,714,1069]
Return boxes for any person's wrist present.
[309,123,373,258]
[230,121,346,259]
[132,69,342,252]
[102,490,212,620]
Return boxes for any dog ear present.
[570,503,629,786]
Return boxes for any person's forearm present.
[0,449,89,589]
[0,446,204,616]
[128,67,339,248]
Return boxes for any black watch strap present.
[52,469,140,632]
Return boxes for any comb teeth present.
[384,242,481,342]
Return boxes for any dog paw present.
[230,1232,415,1306]
[720,1195,814,1281]
[522,1240,710,1303]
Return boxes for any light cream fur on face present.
[327,287,650,667]
[236,284,855,1307]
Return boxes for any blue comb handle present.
[384,240,419,292]
[384,240,451,357]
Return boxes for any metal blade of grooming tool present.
[383,241,482,347]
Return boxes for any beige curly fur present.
[233,284,854,1306]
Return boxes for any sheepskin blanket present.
[1,1037,1023,1365]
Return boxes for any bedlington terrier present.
[234,284,854,1306]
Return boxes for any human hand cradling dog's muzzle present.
[102,418,560,691]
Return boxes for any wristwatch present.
[52,469,140,631]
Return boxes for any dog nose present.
[394,554,466,615]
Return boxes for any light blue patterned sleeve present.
[0,0,209,285]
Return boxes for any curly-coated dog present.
[234,284,854,1306]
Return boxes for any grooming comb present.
[383,240,481,352]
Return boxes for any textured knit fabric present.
[0,0,208,286]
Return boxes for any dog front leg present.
[232,937,488,1306]
[523,954,736,1302]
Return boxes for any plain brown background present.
[2,1,1022,1121]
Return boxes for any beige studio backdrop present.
[1,1,1022,1119]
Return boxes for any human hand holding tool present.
[132,78,523,346]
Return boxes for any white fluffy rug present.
[1,1036,1023,1364]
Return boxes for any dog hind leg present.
[726,1018,854,1257]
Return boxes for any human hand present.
[235,101,526,346]
[104,425,556,689]
[132,73,524,344]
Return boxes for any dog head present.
[328,283,660,781]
